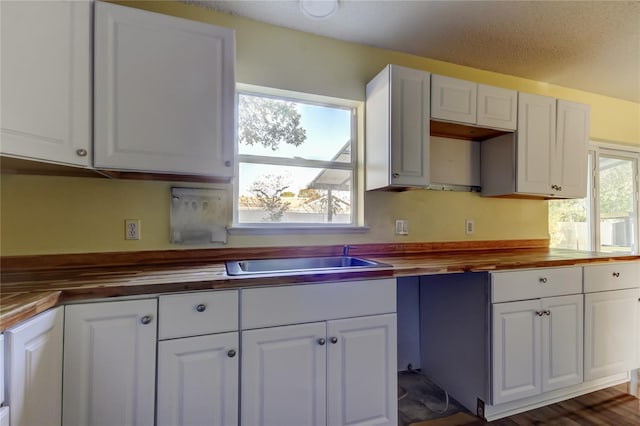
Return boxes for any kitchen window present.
[233,88,360,229]
[549,144,640,253]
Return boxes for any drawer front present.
[584,262,640,293]
[159,290,238,340]
[241,278,396,329]
[491,267,582,303]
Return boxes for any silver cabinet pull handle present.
[330,337,338,344]
[612,272,620,278]
[318,338,326,346]
[539,277,548,283]
[76,148,88,157]
[195,304,207,312]
[140,315,153,325]
[544,310,551,316]
[392,173,400,178]
[227,349,236,358]
[536,311,544,316]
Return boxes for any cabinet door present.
[0,0,91,167]
[517,93,556,195]
[584,288,639,381]
[541,294,583,392]
[94,2,235,177]
[492,299,542,404]
[63,299,157,426]
[477,84,517,130]
[327,314,397,426]
[241,322,326,426]
[431,75,476,124]
[5,307,63,426]
[553,100,589,198]
[157,332,239,426]
[389,65,431,187]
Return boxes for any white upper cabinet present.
[431,75,477,125]
[94,1,236,178]
[1,0,92,167]
[553,100,590,198]
[477,84,518,130]
[481,93,589,198]
[516,93,557,195]
[431,75,517,131]
[365,65,430,190]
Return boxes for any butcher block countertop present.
[1,239,638,331]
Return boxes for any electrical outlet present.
[125,219,141,240]
[395,219,409,235]
[465,219,475,235]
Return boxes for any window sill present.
[227,225,370,235]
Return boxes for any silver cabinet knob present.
[551,184,562,191]
[227,349,236,358]
[224,160,231,167]
[195,304,207,312]
[140,315,153,325]
[539,277,548,283]
[536,311,544,317]
[612,272,620,278]
[330,337,338,344]
[318,338,326,346]
[76,148,88,157]
[543,310,551,316]
[392,173,400,178]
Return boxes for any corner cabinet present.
[62,299,157,426]
[481,93,589,198]
[365,65,431,190]
[94,1,236,179]
[5,307,64,426]
[240,279,398,426]
[0,0,92,167]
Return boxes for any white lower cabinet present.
[0,407,8,426]
[157,332,239,426]
[5,307,63,426]
[62,299,157,426]
[491,294,583,404]
[240,279,397,426]
[242,315,397,426]
[584,288,640,381]
[156,290,239,426]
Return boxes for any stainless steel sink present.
[225,256,389,276]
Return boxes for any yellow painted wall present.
[1,1,638,256]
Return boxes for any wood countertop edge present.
[1,250,639,332]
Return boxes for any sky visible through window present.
[238,101,352,196]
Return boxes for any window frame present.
[550,141,640,252]
[230,84,364,233]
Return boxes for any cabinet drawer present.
[491,267,581,303]
[159,290,238,340]
[583,262,640,293]
[241,279,396,329]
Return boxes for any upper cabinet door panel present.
[1,0,91,167]
[94,2,235,177]
[554,100,590,198]
[431,75,476,124]
[477,84,517,130]
[517,93,556,195]
[390,66,431,187]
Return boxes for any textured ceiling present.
[187,0,640,103]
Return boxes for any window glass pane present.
[238,163,352,224]
[238,93,352,163]
[598,155,637,253]
[549,154,593,250]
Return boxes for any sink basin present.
[225,256,389,276]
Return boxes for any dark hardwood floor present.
[477,383,640,426]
